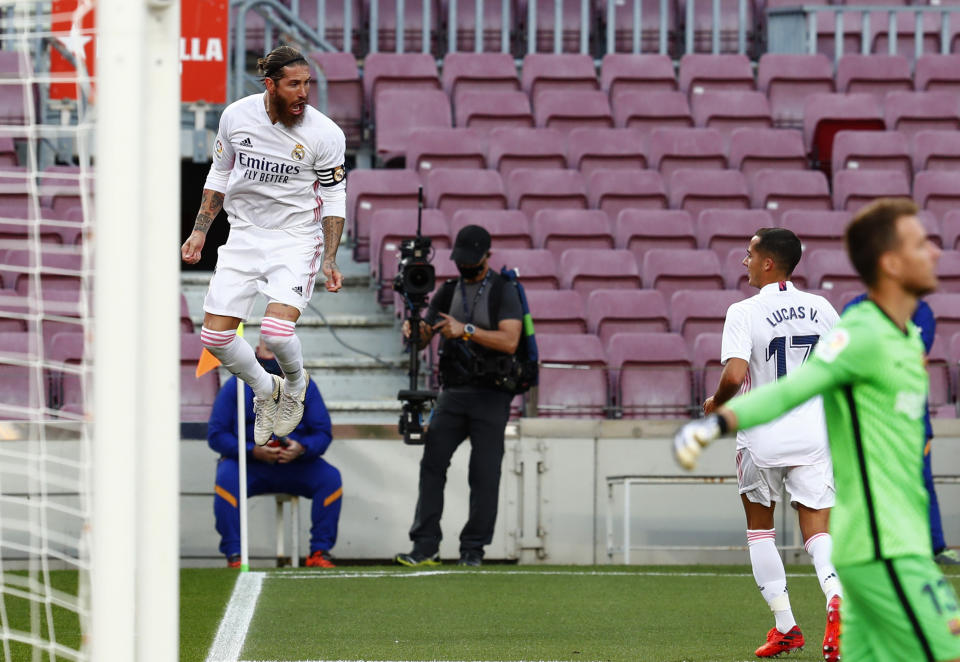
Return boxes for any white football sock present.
[200,327,274,399]
[747,529,796,633]
[261,317,305,393]
[805,532,843,606]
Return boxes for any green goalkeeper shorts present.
[839,556,960,662]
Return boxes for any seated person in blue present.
[208,338,342,568]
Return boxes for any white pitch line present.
[206,572,266,662]
[267,568,817,580]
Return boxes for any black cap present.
[450,224,491,265]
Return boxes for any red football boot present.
[823,595,841,662]
[306,550,336,568]
[755,625,805,658]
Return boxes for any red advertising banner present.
[49,0,229,103]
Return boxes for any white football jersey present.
[204,93,347,232]
[721,281,840,467]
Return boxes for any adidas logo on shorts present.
[292,285,303,296]
[240,137,253,147]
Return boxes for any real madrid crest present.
[292,144,305,161]
[333,165,345,183]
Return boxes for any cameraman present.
[395,225,522,567]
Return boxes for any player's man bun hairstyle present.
[257,45,307,84]
[754,227,802,277]
[845,197,919,288]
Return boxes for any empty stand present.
[444,6,514,56]
[455,91,534,133]
[406,128,487,171]
[488,249,559,289]
[750,169,832,223]
[442,53,520,104]
[308,52,363,146]
[535,333,609,418]
[913,130,960,173]
[488,128,566,177]
[602,2,677,54]
[668,169,750,218]
[587,170,668,218]
[425,167,507,217]
[46,331,84,415]
[647,128,726,179]
[346,169,422,261]
[375,89,452,166]
[836,55,912,99]
[369,208,450,290]
[363,53,440,116]
[368,0,439,54]
[606,332,693,419]
[534,90,613,133]
[521,54,599,100]
[670,289,744,345]
[757,54,835,128]
[526,289,588,334]
[802,94,886,170]
[678,54,755,97]
[0,331,41,419]
[780,210,849,253]
[806,249,863,297]
[566,128,647,176]
[587,289,670,344]
[531,210,613,260]
[942,210,960,251]
[2,249,82,296]
[298,0,362,53]
[915,171,960,223]
[527,0,591,53]
[692,332,723,403]
[506,168,588,218]
[600,54,678,99]
[614,209,697,260]
[937,251,960,294]
[559,248,640,296]
[926,293,960,341]
[450,210,533,249]
[727,128,807,182]
[612,91,693,134]
[0,135,16,167]
[642,248,724,300]
[180,293,194,334]
[926,335,953,416]
[831,130,912,181]
[690,91,773,146]
[915,55,960,94]
[833,170,911,212]
[697,209,775,260]
[885,92,960,139]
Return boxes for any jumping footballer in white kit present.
[702,228,844,661]
[181,45,346,446]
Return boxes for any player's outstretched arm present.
[673,410,738,470]
[321,215,345,292]
[181,188,224,264]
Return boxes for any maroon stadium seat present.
[926,293,960,342]
[692,332,724,403]
[802,94,885,168]
[566,128,647,176]
[884,92,960,140]
[697,209,774,261]
[180,293,194,334]
[488,128,566,177]
[531,209,613,260]
[369,0,439,54]
[442,53,520,105]
[678,54,755,97]
[835,55,912,99]
[534,90,613,133]
[443,5,515,54]
[308,51,363,146]
[926,334,953,416]
[375,89,452,166]
[831,130,912,181]
[937,250,960,294]
[806,249,863,298]
[454,91,534,133]
[606,332,693,418]
[488,248,560,289]
[0,331,43,419]
[559,248,640,297]
[614,209,697,260]
[363,53,440,116]
[505,168,588,218]
[601,54,678,99]
[46,330,85,416]
[526,289,588,334]
[0,135,15,166]
[915,171,960,223]
[602,2,678,54]
[941,210,960,251]
[780,210,849,253]
[750,169,832,223]
[915,55,960,95]
[346,169,422,261]
[642,248,724,299]
[405,128,487,171]
[2,249,82,297]
[521,54,599,101]
[587,170,668,218]
[528,0,591,54]
[727,128,807,182]
[647,128,726,180]
[450,210,533,249]
[587,289,670,344]
[670,289,745,345]
[912,130,960,173]
[536,333,609,418]
[757,54,835,128]
[611,91,693,135]
[690,91,773,147]
[668,169,750,218]
[425,168,507,217]
[832,170,911,212]
[298,0,363,53]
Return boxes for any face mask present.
[457,263,483,280]
[258,356,283,376]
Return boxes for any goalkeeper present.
[674,198,960,662]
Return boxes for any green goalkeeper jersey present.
[727,299,931,566]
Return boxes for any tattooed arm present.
[181,189,225,264]
[320,215,345,292]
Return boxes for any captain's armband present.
[317,163,346,188]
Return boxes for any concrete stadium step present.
[307,355,412,401]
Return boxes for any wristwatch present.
[463,323,476,341]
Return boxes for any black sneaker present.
[457,551,483,567]
[394,550,440,567]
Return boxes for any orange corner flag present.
[195,348,220,378]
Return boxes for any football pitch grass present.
[187,564,960,662]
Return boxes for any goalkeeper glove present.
[673,414,727,470]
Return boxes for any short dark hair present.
[845,198,919,287]
[754,227,803,276]
[257,46,307,84]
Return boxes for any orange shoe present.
[755,625,805,658]
[823,595,841,662]
[306,550,336,568]
[226,554,241,569]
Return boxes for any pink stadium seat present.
[884,92,960,140]
[941,210,960,251]
[780,210,849,253]
[443,5,514,54]
[559,248,640,296]
[870,12,942,61]
[488,249,560,289]
[363,53,441,116]
[405,128,486,171]
[683,0,757,54]
[642,248,724,299]
[46,330,85,415]
[297,0,363,53]
[611,91,693,135]
[912,130,960,173]
[505,169,588,218]
[488,128,567,177]
[832,170,911,212]
[454,91,534,133]
[369,0,439,54]
[308,52,363,146]
[450,210,533,249]
[346,169,422,261]
[587,289,670,344]
[181,333,221,423]
[0,83,27,126]
[926,335,953,417]
[831,131,912,181]
[750,169,832,223]
[690,91,773,146]
[915,55,960,94]
[531,209,613,260]
[0,331,43,419]
[535,333,609,418]
[757,54,835,128]
[927,293,960,341]
[606,332,693,419]
[425,168,507,217]
[802,94,885,168]
[180,293,194,334]
[670,289,745,345]
[647,128,726,180]
[692,332,724,403]
[614,209,697,260]
[0,288,82,345]
[0,135,15,166]
[534,90,613,134]
[697,209,775,261]
[526,289,588,334]
[520,54,599,101]
[369,209,450,293]
[441,53,520,105]
[668,169,750,218]
[806,249,863,298]
[678,54,755,97]
[600,54,678,99]
[915,171,960,223]
[528,0,591,54]
[727,128,807,182]
[587,170,668,218]
[602,1,678,54]
[835,55,912,99]
[937,251,960,294]
[375,89,452,166]
[566,128,647,176]
[3,249,82,296]
[918,210,943,248]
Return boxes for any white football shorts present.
[203,222,324,319]
[737,449,836,510]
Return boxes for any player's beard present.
[270,90,305,129]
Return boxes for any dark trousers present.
[409,387,513,556]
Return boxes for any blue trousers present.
[924,438,947,553]
[214,456,342,558]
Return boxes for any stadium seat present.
[587,170,668,218]
[3,249,82,296]
[441,54,519,108]
[488,249,560,289]
[600,54,678,100]
[926,335,953,417]
[831,130,912,181]
[405,128,487,171]
[0,81,27,125]
[606,332,693,419]
[915,55,960,95]
[46,330,84,415]
[521,54,600,101]
[832,170,911,212]
[912,130,960,173]
[780,210,849,253]
[611,91,693,135]
[368,0,439,54]
[915,171,960,223]
[298,0,363,53]
[870,12,942,62]
[488,128,567,177]
[690,91,773,147]
[587,289,670,344]
[425,168,507,217]
[647,128,727,180]
[181,333,221,423]
[526,289,588,334]
[750,169,832,223]
[450,210,533,249]
[369,208,450,293]
[442,8,515,57]
[757,54,835,128]
[535,333,609,418]
[0,331,42,419]
[602,3,678,54]
[926,293,960,341]
[806,249,863,297]
[937,250,960,294]
[678,54,755,97]
[941,210,960,251]
[308,52,363,146]
[527,0,592,53]
[697,209,774,261]
[363,53,441,117]
[566,128,647,176]
[614,209,697,260]
[559,248,640,296]
[454,91,534,133]
[835,55,912,99]
[641,248,724,300]
[668,169,750,218]
[884,92,960,139]
[692,332,724,403]
[670,289,744,345]
[531,209,613,260]
[180,293,194,334]
[0,135,15,166]
[802,94,886,169]
[918,210,944,248]
[506,169,588,218]
[533,90,613,133]
[727,128,808,182]
[375,89,452,166]
[346,169,422,261]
